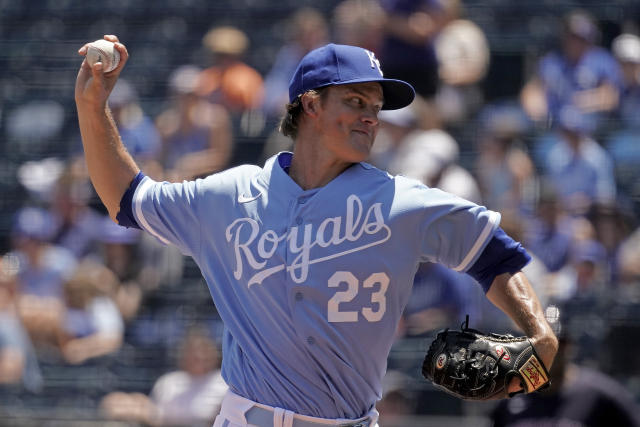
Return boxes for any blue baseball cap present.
[288,44,415,110]
[13,207,58,242]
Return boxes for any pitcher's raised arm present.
[75,35,139,221]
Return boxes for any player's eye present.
[347,96,364,107]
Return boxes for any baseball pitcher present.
[75,36,558,427]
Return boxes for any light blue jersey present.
[131,152,500,419]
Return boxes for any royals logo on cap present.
[288,43,415,110]
[364,50,383,76]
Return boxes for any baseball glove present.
[422,316,550,400]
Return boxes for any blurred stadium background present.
[1,0,640,426]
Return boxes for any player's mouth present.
[351,128,372,138]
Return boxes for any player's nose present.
[360,108,379,127]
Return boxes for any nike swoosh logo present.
[238,192,263,203]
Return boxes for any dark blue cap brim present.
[379,79,416,110]
[317,77,415,110]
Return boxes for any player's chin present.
[349,133,374,157]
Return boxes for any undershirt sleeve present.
[466,227,532,293]
[115,171,145,229]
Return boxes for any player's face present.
[316,82,384,163]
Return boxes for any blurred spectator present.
[607,33,640,209]
[100,327,227,427]
[474,104,537,214]
[156,65,233,181]
[524,182,573,274]
[520,9,622,130]
[11,207,76,348]
[257,8,332,164]
[332,0,386,52]
[11,207,75,299]
[0,254,42,392]
[58,258,124,365]
[434,4,489,88]
[433,2,490,124]
[612,33,640,129]
[109,79,162,165]
[542,106,616,214]
[262,8,329,117]
[94,216,143,322]
[548,237,608,303]
[372,105,482,204]
[490,321,640,427]
[586,203,635,285]
[616,226,640,302]
[16,157,65,205]
[379,0,455,100]
[96,216,141,282]
[196,25,264,113]
[5,100,65,153]
[50,167,104,259]
[90,214,185,323]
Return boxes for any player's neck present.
[289,142,353,191]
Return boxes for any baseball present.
[86,39,120,73]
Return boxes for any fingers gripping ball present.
[422,317,550,400]
[86,39,120,73]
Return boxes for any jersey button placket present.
[291,287,315,347]
[288,195,314,347]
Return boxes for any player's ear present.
[300,91,320,117]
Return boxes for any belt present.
[245,406,372,427]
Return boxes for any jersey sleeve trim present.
[132,177,171,245]
[452,210,500,272]
[467,227,532,293]
[115,171,144,229]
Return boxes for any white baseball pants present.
[212,390,379,427]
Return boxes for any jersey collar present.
[259,152,372,202]
[256,152,307,201]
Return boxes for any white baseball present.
[86,39,120,73]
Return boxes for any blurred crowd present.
[1,0,640,425]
